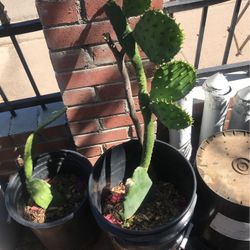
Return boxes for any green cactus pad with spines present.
[105,0,135,58]
[133,10,183,64]
[151,101,193,129]
[150,61,196,102]
[123,0,151,17]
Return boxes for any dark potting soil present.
[102,181,186,230]
[24,174,86,223]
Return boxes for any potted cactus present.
[4,108,98,250]
[88,0,197,249]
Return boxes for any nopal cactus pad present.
[133,10,183,64]
[123,0,151,17]
[151,101,193,129]
[150,61,196,102]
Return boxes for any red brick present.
[151,0,164,9]
[0,136,13,150]
[36,138,74,154]
[91,44,117,65]
[10,133,29,146]
[133,97,140,111]
[69,120,100,135]
[50,49,93,72]
[130,124,145,138]
[84,0,122,20]
[36,0,78,26]
[74,128,128,147]
[57,65,121,91]
[39,125,69,141]
[83,0,163,21]
[78,145,103,158]
[0,160,18,176]
[104,139,130,150]
[63,87,96,106]
[92,44,146,65]
[44,21,115,50]
[97,81,139,101]
[101,112,143,129]
[44,17,140,50]
[56,61,153,94]
[67,100,126,122]
[0,148,20,162]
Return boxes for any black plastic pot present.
[5,150,99,250]
[89,140,197,250]
[0,181,21,250]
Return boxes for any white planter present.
[199,73,232,143]
[229,86,250,130]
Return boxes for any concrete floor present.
[0,0,249,103]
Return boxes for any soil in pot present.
[24,174,87,223]
[102,181,187,230]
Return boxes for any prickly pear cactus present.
[150,61,196,103]
[104,0,196,221]
[151,101,193,129]
[133,10,184,64]
[123,0,151,17]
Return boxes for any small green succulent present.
[105,0,196,220]
[24,107,66,209]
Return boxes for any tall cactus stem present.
[131,46,155,171]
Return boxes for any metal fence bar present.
[0,92,62,113]
[164,0,229,13]
[194,6,208,69]
[0,86,16,117]
[197,60,249,78]
[0,19,42,38]
[222,0,242,64]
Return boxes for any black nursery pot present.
[89,140,197,250]
[5,150,98,250]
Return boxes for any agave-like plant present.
[24,107,66,209]
[104,0,196,220]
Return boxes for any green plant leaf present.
[36,107,66,133]
[105,0,136,58]
[123,0,151,17]
[26,178,53,209]
[24,133,36,180]
[151,101,193,129]
[23,107,66,209]
[122,167,152,220]
[133,10,183,64]
[150,61,196,102]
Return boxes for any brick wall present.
[36,0,163,165]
